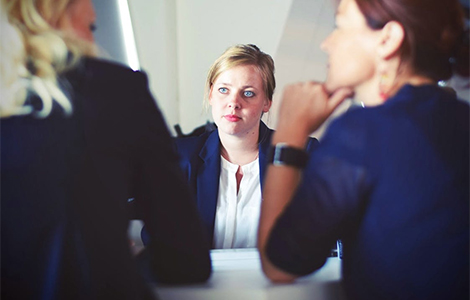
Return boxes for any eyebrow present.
[216,83,258,89]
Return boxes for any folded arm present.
[258,82,351,282]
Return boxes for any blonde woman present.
[1,0,210,299]
[174,44,319,249]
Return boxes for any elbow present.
[138,247,212,285]
[157,264,212,285]
[169,255,212,284]
[260,257,297,284]
[265,272,296,284]
[185,263,212,284]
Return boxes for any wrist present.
[268,142,309,169]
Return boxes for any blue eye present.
[218,87,228,94]
[244,91,255,97]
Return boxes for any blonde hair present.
[0,0,97,118]
[204,44,275,109]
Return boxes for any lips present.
[223,114,241,122]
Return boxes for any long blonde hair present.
[0,0,97,118]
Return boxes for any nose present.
[320,33,332,53]
[228,93,241,109]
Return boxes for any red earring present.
[378,74,390,102]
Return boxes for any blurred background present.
[92,0,469,138]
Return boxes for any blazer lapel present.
[197,130,221,243]
[258,122,273,191]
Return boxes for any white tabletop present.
[153,248,346,300]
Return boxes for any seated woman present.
[258,0,469,299]
[1,0,211,298]
[176,44,319,248]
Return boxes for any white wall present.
[127,0,346,138]
[92,0,128,65]
[99,0,469,139]
[175,0,293,134]
[268,0,352,139]
[127,1,179,132]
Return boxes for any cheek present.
[248,102,268,119]
[329,56,375,90]
[210,98,223,117]
[76,22,94,42]
[327,34,376,88]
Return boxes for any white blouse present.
[212,156,262,249]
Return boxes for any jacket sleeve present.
[130,71,211,284]
[265,116,370,276]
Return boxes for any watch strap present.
[268,143,309,168]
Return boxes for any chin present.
[323,80,340,95]
[325,79,355,96]
[218,124,240,136]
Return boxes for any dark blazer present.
[266,84,469,300]
[175,121,319,244]
[1,58,211,300]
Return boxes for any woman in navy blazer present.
[258,0,469,299]
[176,121,318,246]
[174,45,319,248]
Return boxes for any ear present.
[263,99,272,113]
[377,21,405,60]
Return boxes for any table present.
[153,248,346,300]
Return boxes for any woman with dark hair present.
[1,0,211,299]
[258,0,469,299]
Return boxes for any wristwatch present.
[268,143,309,168]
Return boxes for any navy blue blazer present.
[1,58,211,300]
[175,121,319,245]
[266,84,469,300]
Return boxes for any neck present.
[219,130,260,166]
[356,67,435,106]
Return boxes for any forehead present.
[336,0,368,26]
[214,64,263,86]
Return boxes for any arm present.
[132,72,211,284]
[258,82,351,282]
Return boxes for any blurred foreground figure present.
[1,0,211,299]
[258,0,469,299]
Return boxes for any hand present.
[277,82,353,137]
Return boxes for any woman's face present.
[209,64,271,138]
[321,0,380,95]
[60,0,96,42]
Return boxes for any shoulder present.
[309,105,372,165]
[83,57,145,79]
[259,122,319,153]
[325,103,374,138]
[175,130,215,159]
[65,57,149,92]
[63,57,157,113]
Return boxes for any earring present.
[378,74,390,102]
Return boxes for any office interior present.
[91,1,469,299]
